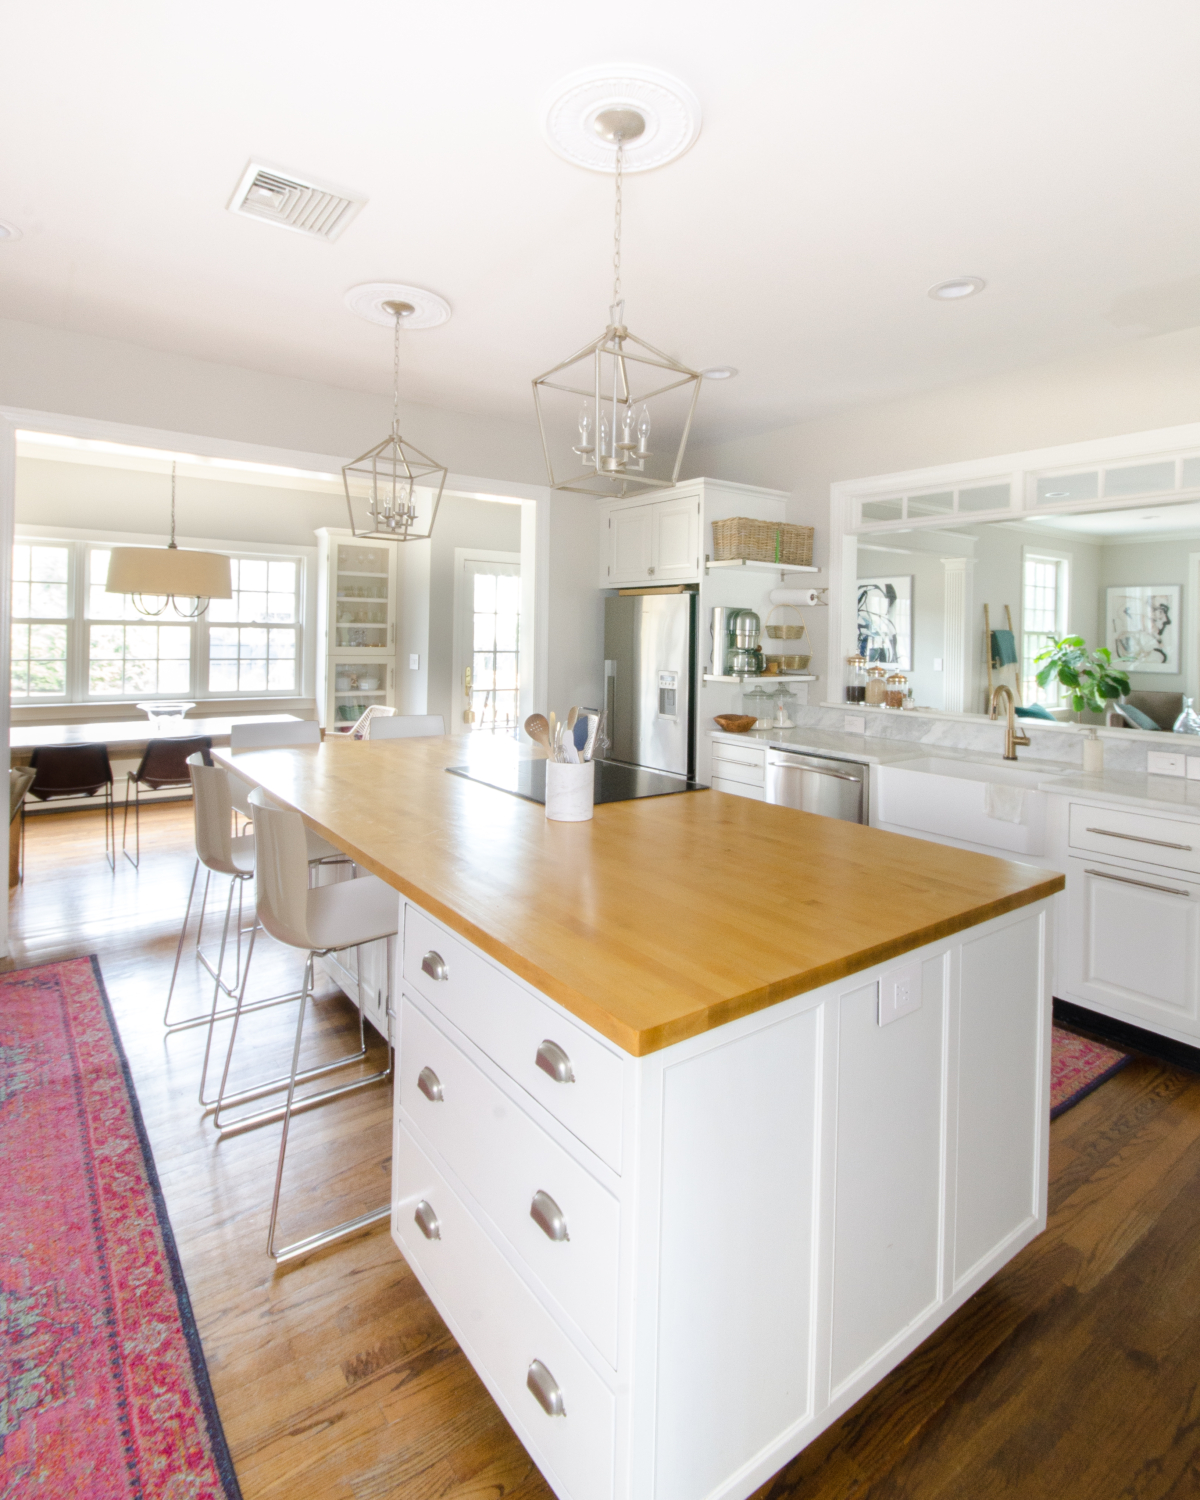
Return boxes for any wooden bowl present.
[713,714,757,733]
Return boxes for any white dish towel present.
[984,782,1026,823]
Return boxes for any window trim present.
[13,524,316,709]
[1020,547,1071,708]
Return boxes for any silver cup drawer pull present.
[414,1200,441,1240]
[535,1039,575,1084]
[421,950,449,982]
[526,1358,566,1417]
[530,1189,569,1242]
[417,1066,444,1103]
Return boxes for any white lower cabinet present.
[710,775,765,801]
[710,740,767,801]
[392,899,1051,1500]
[1053,798,1200,1043]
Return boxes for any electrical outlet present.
[878,960,922,1027]
[844,715,866,734]
[1147,750,1186,777]
[409,654,420,670]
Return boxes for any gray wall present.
[1099,537,1195,695]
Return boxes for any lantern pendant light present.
[104,463,232,618]
[343,300,447,541]
[532,109,703,499]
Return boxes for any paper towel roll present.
[770,588,819,606]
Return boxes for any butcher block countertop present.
[215,735,1064,1057]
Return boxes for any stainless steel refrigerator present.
[603,588,697,780]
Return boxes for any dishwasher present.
[765,748,869,824]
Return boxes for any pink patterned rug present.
[0,956,240,1498]
[1051,1023,1131,1119]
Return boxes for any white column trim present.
[941,556,973,715]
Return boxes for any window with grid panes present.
[469,566,520,734]
[206,558,298,694]
[11,543,70,700]
[85,547,193,697]
[1022,555,1068,707]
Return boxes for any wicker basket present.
[777,654,811,672]
[711,516,814,567]
[764,605,808,640]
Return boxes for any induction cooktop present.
[446,758,705,805]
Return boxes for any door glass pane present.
[465,562,520,736]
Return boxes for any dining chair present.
[122,734,213,868]
[367,714,446,739]
[27,743,116,868]
[246,786,396,1264]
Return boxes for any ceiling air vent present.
[227,161,366,242]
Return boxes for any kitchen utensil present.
[573,716,589,753]
[523,713,553,758]
[713,714,757,733]
[567,706,580,732]
[549,710,557,753]
[583,712,600,761]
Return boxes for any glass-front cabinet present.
[316,529,398,730]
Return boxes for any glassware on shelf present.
[885,671,908,709]
[845,654,868,704]
[740,686,774,726]
[865,665,888,706]
[1174,696,1200,735]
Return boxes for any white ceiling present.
[3,1,1200,446]
[1026,500,1200,538]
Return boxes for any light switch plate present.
[1148,750,1186,778]
[844,715,866,734]
[933,657,944,671]
[409,654,420,670]
[878,960,922,1027]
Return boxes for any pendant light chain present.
[168,461,178,549]
[392,307,401,434]
[612,139,624,311]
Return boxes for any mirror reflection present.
[856,500,1198,726]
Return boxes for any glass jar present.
[845,654,868,704]
[1174,696,1200,736]
[885,671,907,709]
[865,665,888,706]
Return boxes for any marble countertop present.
[709,728,1200,818]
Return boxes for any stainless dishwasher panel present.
[765,749,868,824]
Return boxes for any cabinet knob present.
[414,1200,441,1240]
[530,1189,569,1242]
[535,1039,575,1084]
[417,1065,443,1103]
[421,950,448,982]
[526,1358,566,1417]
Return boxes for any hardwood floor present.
[10,803,1200,1499]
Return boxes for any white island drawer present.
[711,775,766,802]
[711,741,766,787]
[403,905,625,1171]
[400,999,620,1366]
[393,1123,616,1500]
[1068,803,1200,875]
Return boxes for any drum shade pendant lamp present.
[105,464,232,618]
[343,300,447,541]
[532,109,703,498]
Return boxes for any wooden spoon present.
[523,713,553,758]
[566,706,580,732]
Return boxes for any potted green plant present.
[1033,636,1130,717]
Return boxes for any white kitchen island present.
[217,734,1063,1500]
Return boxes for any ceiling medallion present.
[541,64,702,173]
[343,301,447,541]
[533,103,703,499]
[344,281,452,329]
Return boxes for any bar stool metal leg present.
[265,948,391,1265]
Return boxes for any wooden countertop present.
[215,736,1064,1057]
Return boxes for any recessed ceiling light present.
[928,276,986,301]
[0,220,22,241]
[701,366,738,380]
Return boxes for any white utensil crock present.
[545,760,595,822]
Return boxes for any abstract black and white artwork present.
[1106,584,1180,674]
[857,576,913,669]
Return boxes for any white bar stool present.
[163,754,348,1111]
[226,719,321,820]
[245,787,397,1265]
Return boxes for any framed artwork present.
[1106,585,1180,674]
[857,576,912,670]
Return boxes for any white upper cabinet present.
[600,494,701,586]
